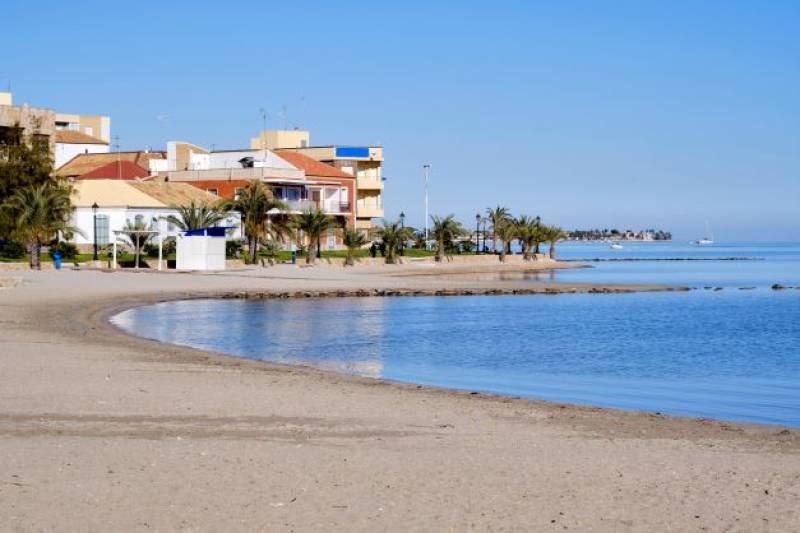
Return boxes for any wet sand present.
[1,264,798,531]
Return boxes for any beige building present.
[251,129,384,230]
[0,91,110,169]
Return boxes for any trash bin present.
[291,250,297,264]
[53,251,62,270]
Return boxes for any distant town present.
[567,229,672,241]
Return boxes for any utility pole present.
[423,164,430,242]
[259,108,267,181]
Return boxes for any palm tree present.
[515,215,542,261]
[430,214,465,263]
[374,219,412,264]
[2,182,80,270]
[494,220,518,263]
[118,219,154,269]
[163,200,224,231]
[293,207,336,264]
[342,226,368,266]
[544,225,568,260]
[486,205,512,253]
[220,181,286,264]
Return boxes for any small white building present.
[70,179,241,251]
[54,130,109,169]
[176,228,227,270]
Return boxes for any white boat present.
[693,221,714,245]
[609,242,624,250]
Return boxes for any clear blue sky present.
[3,0,798,239]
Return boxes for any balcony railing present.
[278,199,351,214]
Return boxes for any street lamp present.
[92,202,99,261]
[399,211,405,256]
[475,213,481,254]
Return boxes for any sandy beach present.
[1,263,799,531]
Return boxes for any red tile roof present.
[275,150,354,179]
[78,160,151,180]
[54,130,109,145]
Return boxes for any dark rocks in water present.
[739,287,756,290]
[772,284,787,290]
[713,287,723,291]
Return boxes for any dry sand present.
[1,263,799,531]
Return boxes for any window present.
[207,188,218,196]
[235,188,245,200]
[95,215,109,245]
[134,214,144,225]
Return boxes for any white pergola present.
[112,229,164,270]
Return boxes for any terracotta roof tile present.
[78,161,150,180]
[55,151,166,177]
[54,130,108,145]
[275,150,354,179]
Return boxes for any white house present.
[70,180,241,251]
[54,130,109,169]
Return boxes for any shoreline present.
[2,267,799,530]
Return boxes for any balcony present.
[356,202,383,219]
[357,176,383,190]
[280,199,351,215]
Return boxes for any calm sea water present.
[112,241,800,427]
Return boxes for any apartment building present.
[0,91,110,168]
[250,130,383,231]
[152,141,356,249]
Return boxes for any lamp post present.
[399,211,405,256]
[422,164,430,243]
[475,213,481,254]
[92,202,99,261]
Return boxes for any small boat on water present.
[609,242,624,250]
[693,221,714,245]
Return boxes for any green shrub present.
[0,240,26,259]
[48,241,78,260]
[226,239,245,259]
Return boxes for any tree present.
[544,225,568,260]
[374,219,412,264]
[118,219,154,269]
[429,214,465,263]
[220,181,286,264]
[2,182,79,270]
[486,205,512,254]
[494,220,517,263]
[342,226,368,266]
[163,200,225,231]
[515,215,543,261]
[0,121,58,239]
[293,207,336,264]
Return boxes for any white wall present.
[176,235,226,270]
[55,143,109,169]
[71,207,242,246]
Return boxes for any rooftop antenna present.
[297,95,306,129]
[278,104,288,130]
[113,135,121,180]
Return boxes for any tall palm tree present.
[515,215,543,261]
[2,182,80,270]
[430,214,465,263]
[342,226,368,266]
[374,219,412,264]
[220,181,286,264]
[486,205,512,253]
[293,207,336,264]
[544,225,568,260]
[494,220,518,263]
[163,200,225,231]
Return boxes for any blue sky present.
[3,0,798,239]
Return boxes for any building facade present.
[0,91,111,169]
[251,130,383,231]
